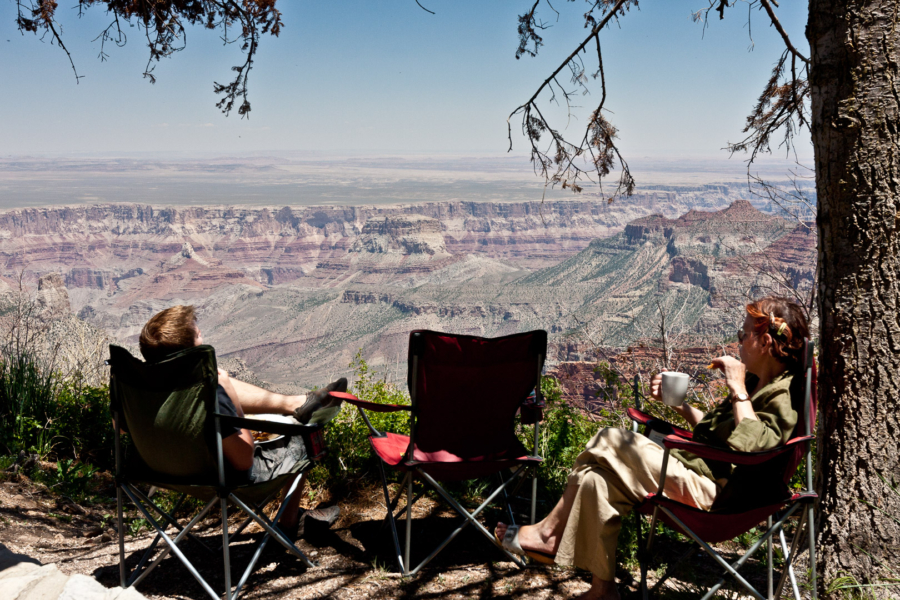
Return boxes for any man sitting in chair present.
[138,305,344,535]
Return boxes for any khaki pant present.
[555,428,719,580]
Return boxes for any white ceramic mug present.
[660,372,690,407]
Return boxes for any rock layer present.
[0,193,815,388]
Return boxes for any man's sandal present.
[495,524,556,565]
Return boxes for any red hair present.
[745,297,809,371]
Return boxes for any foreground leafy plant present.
[0,351,58,457]
[51,459,99,501]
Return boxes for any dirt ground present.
[0,471,788,599]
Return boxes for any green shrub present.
[523,376,599,499]
[0,351,59,457]
[49,458,100,500]
[54,383,115,470]
[308,351,411,487]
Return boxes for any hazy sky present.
[1,1,810,158]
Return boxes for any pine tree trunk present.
[808,1,900,596]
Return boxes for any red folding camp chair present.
[628,340,817,600]
[329,329,547,575]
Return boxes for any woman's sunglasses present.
[737,328,747,342]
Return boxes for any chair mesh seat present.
[370,431,541,481]
[637,492,818,544]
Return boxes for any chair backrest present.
[712,338,816,511]
[783,338,817,483]
[406,330,547,458]
[108,344,219,479]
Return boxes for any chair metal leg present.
[129,486,213,554]
[808,505,817,600]
[684,504,798,600]
[228,492,315,567]
[662,504,800,600]
[231,474,312,598]
[128,535,164,587]
[382,472,409,525]
[121,486,220,600]
[233,534,272,598]
[391,475,424,523]
[408,469,527,575]
[648,543,699,597]
[634,510,649,600]
[774,510,807,600]
[497,472,516,526]
[405,473,413,574]
[224,491,278,549]
[779,527,802,600]
[379,462,407,574]
[641,560,649,600]
[768,516,774,599]
[130,497,217,588]
[117,485,126,588]
[646,506,661,551]
[221,497,232,600]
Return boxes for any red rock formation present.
[0,194,752,295]
[547,342,738,410]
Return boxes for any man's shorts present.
[225,417,311,486]
[249,430,311,484]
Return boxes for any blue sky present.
[1,1,810,158]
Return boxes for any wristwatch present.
[732,391,750,402]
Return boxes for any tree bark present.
[809,0,900,596]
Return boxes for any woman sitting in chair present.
[495,296,810,600]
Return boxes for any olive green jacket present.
[671,371,798,486]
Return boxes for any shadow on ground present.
[87,511,782,600]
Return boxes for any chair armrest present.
[331,391,411,438]
[333,391,412,413]
[217,415,323,436]
[661,435,814,465]
[627,407,693,439]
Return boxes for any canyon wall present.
[0,188,816,390]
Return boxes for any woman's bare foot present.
[494,521,560,557]
[574,576,620,600]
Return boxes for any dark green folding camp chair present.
[108,344,331,600]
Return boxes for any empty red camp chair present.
[330,329,547,575]
[628,340,817,600]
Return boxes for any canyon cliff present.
[0,191,815,390]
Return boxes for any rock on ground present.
[0,544,146,600]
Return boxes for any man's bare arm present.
[218,369,256,471]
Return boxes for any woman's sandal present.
[495,524,556,565]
